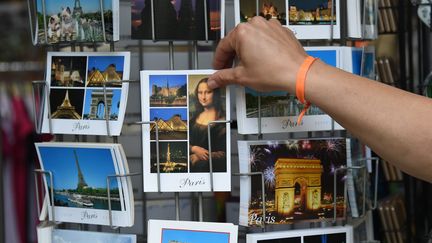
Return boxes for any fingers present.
[213,28,237,70]
[208,66,243,89]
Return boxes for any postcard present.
[246,226,353,243]
[236,47,345,134]
[141,70,231,192]
[148,219,238,243]
[41,52,130,136]
[34,142,133,227]
[238,138,349,226]
[234,0,340,39]
[131,0,225,41]
[52,229,136,243]
[35,0,119,44]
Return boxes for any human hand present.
[191,146,209,161]
[208,17,308,93]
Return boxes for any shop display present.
[238,138,349,226]
[40,52,130,136]
[246,225,353,242]
[235,0,341,39]
[147,219,238,243]
[140,70,231,192]
[51,229,136,243]
[236,47,345,134]
[34,0,119,44]
[34,142,134,227]
[131,0,225,41]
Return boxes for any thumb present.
[208,67,242,89]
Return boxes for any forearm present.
[302,60,432,182]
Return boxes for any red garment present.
[10,96,34,243]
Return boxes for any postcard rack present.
[26,0,387,241]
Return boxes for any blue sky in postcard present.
[38,146,118,190]
[149,75,187,89]
[83,89,121,117]
[88,56,125,72]
[150,108,187,120]
[37,0,112,15]
[306,50,337,67]
[162,228,229,243]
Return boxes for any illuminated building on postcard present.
[274,158,323,215]
[52,91,81,119]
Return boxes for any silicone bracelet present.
[295,56,318,124]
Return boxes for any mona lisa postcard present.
[140,70,231,192]
[238,138,349,226]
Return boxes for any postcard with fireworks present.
[238,138,349,226]
[34,0,119,44]
[131,0,225,41]
[234,0,340,39]
[246,226,353,243]
[34,142,134,227]
[52,229,136,243]
[236,47,345,134]
[141,70,231,192]
[41,52,130,136]
[148,220,238,243]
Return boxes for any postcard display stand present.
[28,0,139,237]
[26,0,384,242]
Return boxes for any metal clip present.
[207,120,232,192]
[106,172,141,229]
[34,169,56,223]
[132,121,161,192]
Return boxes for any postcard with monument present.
[140,70,231,192]
[246,226,353,243]
[236,47,345,134]
[238,138,349,226]
[234,0,340,39]
[131,0,225,41]
[41,52,130,136]
[35,0,119,44]
[148,220,238,243]
[34,142,134,226]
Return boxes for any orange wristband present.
[295,56,318,125]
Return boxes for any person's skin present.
[208,17,432,182]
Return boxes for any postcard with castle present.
[148,220,238,243]
[236,47,345,135]
[131,0,225,41]
[234,0,340,39]
[140,70,231,192]
[34,142,134,227]
[238,138,349,226]
[40,52,130,136]
[35,0,119,44]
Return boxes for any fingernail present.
[207,79,218,89]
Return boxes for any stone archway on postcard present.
[274,158,323,216]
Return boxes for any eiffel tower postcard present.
[35,142,134,227]
[35,0,120,44]
[41,52,130,135]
